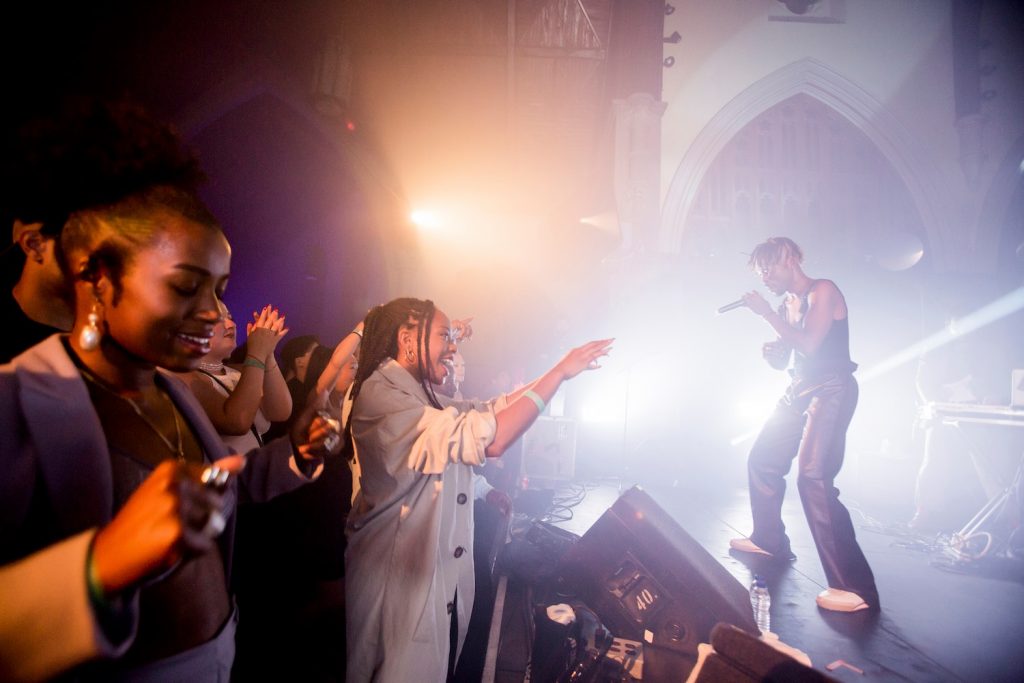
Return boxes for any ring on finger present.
[200,466,230,489]
[200,509,226,539]
[323,432,341,453]
[316,410,341,433]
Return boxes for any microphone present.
[716,298,746,314]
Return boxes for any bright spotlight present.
[410,209,442,230]
[860,286,1024,382]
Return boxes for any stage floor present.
[533,479,1024,683]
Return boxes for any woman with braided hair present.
[344,297,612,682]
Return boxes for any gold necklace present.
[79,367,186,462]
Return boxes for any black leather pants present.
[747,373,879,606]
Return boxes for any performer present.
[729,237,879,612]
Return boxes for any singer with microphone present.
[727,237,879,614]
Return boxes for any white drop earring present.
[79,301,102,351]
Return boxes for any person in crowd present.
[316,322,364,409]
[264,334,321,441]
[344,297,612,682]
[729,237,879,613]
[232,322,363,683]
[182,302,291,452]
[0,456,242,683]
[282,334,321,386]
[0,105,337,680]
[2,97,205,363]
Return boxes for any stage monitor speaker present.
[555,486,757,676]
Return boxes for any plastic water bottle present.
[750,575,771,635]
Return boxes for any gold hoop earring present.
[405,347,415,363]
[79,300,103,351]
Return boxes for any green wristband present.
[244,356,267,370]
[523,389,546,413]
[85,536,110,608]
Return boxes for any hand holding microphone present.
[716,298,746,314]
[717,291,773,317]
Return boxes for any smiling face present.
[206,303,237,362]
[81,211,231,373]
[399,307,457,385]
[424,308,456,385]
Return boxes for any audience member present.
[182,302,291,452]
[0,457,241,683]
[1,97,205,363]
[344,297,611,682]
[0,102,336,680]
[265,334,321,440]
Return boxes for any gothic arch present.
[661,58,945,267]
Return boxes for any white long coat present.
[345,359,502,683]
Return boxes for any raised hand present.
[555,338,614,381]
[245,305,289,361]
[452,317,474,343]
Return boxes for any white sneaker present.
[816,588,869,612]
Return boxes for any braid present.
[416,300,443,410]
[344,297,442,457]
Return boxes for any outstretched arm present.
[485,338,612,457]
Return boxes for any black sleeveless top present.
[791,280,858,379]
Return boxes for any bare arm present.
[485,339,612,457]
[743,281,842,356]
[185,369,266,436]
[259,358,292,422]
[246,306,291,422]
[316,322,364,396]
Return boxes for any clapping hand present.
[246,305,288,361]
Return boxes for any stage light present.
[409,208,442,230]
[578,210,620,236]
[729,385,784,446]
[859,286,1024,382]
